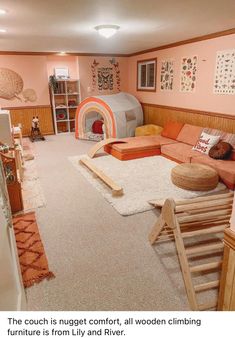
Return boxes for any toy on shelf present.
[30,116,45,142]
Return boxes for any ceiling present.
[0,0,234,54]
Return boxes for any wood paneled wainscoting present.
[3,105,55,137]
[142,103,235,133]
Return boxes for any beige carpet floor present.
[26,134,192,311]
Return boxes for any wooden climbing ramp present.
[149,191,234,311]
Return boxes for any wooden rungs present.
[175,197,233,213]
[185,242,224,256]
[177,209,231,224]
[148,193,232,311]
[190,261,223,273]
[181,224,228,238]
[198,301,218,311]
[174,192,233,206]
[178,216,230,228]
[79,158,123,196]
[194,280,220,292]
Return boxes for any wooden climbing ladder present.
[149,192,234,311]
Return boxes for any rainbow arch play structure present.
[75,92,143,140]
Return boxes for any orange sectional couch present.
[104,122,235,190]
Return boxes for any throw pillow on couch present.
[192,131,220,155]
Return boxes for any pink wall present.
[46,55,79,79]
[0,55,50,107]
[0,54,128,108]
[78,56,128,99]
[127,34,235,115]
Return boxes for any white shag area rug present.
[69,155,226,216]
[21,139,46,212]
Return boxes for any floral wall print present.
[91,59,99,91]
[97,68,114,90]
[180,56,197,92]
[0,68,37,102]
[214,49,235,95]
[109,58,121,91]
[160,60,174,91]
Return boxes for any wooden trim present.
[2,105,51,110]
[128,28,235,57]
[137,58,157,92]
[141,102,235,121]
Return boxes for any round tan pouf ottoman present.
[171,163,219,191]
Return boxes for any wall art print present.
[160,59,174,91]
[98,68,114,90]
[213,49,235,95]
[109,58,121,91]
[180,56,197,93]
[91,59,99,91]
[0,68,37,102]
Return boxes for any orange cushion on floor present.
[176,124,203,146]
[161,122,185,140]
[104,136,166,160]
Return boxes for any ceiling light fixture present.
[58,51,66,55]
[0,9,7,15]
[95,25,120,39]
[0,29,6,33]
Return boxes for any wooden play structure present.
[79,157,123,197]
[79,138,125,196]
[87,138,126,158]
[149,191,234,311]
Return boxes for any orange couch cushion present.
[176,124,203,146]
[191,154,235,189]
[108,135,177,154]
[161,122,184,140]
[161,143,203,163]
[104,135,177,161]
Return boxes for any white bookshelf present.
[50,79,81,134]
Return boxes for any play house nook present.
[0,0,235,313]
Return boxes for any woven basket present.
[171,163,219,191]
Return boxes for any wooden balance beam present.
[79,157,123,197]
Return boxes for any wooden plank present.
[148,214,166,245]
[79,157,123,196]
[87,138,127,158]
[198,301,218,311]
[181,224,228,238]
[185,242,224,256]
[173,225,199,310]
[142,102,235,134]
[148,192,233,209]
[9,106,54,136]
[174,192,233,206]
[180,205,232,215]
[175,198,233,213]
[194,280,220,292]
[177,209,232,224]
[178,216,231,228]
[190,261,222,273]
